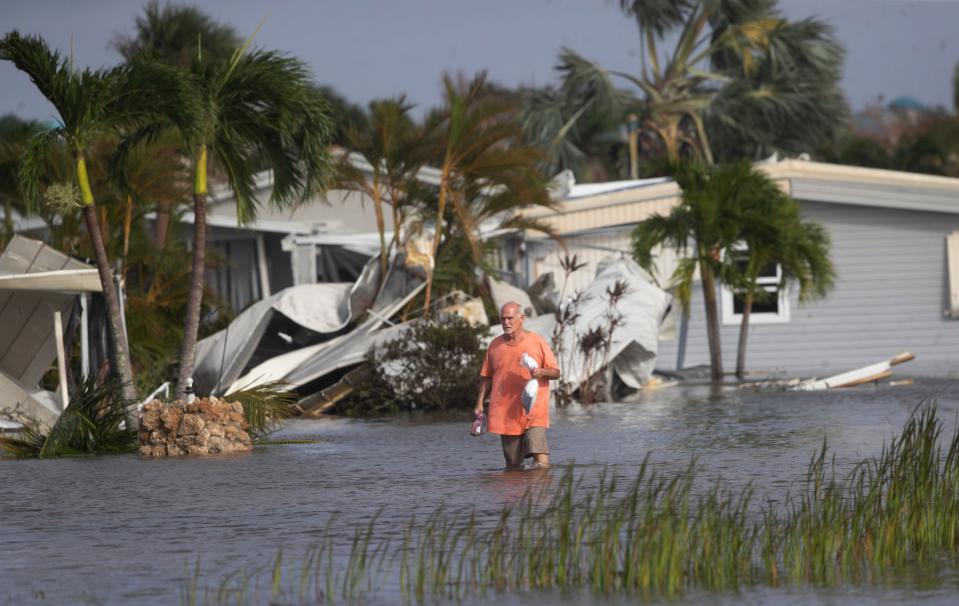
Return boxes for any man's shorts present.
[500,427,549,468]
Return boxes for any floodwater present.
[3,379,959,605]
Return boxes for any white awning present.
[0,268,102,292]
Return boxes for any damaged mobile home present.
[192,243,673,411]
[499,158,959,379]
[0,236,109,430]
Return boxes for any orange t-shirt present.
[480,331,558,435]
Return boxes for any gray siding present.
[657,201,959,377]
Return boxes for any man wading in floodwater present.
[475,301,560,470]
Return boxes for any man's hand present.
[475,376,491,414]
[531,367,560,380]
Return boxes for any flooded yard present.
[3,378,959,605]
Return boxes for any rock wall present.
[139,398,252,457]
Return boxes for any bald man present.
[475,302,561,470]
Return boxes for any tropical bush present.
[341,314,489,416]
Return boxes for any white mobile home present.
[179,150,442,312]
[509,159,959,378]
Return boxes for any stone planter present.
[139,397,252,457]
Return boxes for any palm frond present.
[223,380,297,437]
[18,127,63,212]
[1,378,137,458]
[619,0,696,37]
[0,419,47,458]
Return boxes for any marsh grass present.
[185,403,959,604]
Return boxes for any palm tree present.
[726,175,835,378]
[111,0,242,249]
[112,0,241,68]
[337,97,431,281]
[0,31,199,414]
[521,84,630,181]
[632,161,764,381]
[527,0,846,174]
[736,208,836,379]
[422,73,554,312]
[157,44,334,401]
[0,115,44,248]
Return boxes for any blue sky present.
[1,0,957,123]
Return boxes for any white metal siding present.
[657,202,959,377]
[528,228,680,296]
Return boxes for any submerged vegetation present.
[183,403,959,604]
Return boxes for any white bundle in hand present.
[520,352,539,413]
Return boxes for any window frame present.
[720,249,790,326]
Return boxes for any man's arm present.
[531,367,560,380]
[474,376,492,414]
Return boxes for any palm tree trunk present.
[423,174,450,314]
[2,197,13,248]
[176,146,208,400]
[371,173,388,283]
[81,205,139,417]
[388,195,401,258]
[122,195,133,280]
[76,156,138,423]
[154,200,172,248]
[699,260,723,382]
[735,287,754,380]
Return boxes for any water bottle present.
[471,411,486,436]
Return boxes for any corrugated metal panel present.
[657,202,959,377]
[528,227,680,296]
[544,197,678,235]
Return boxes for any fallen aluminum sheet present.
[0,362,61,430]
[227,279,424,393]
[489,256,672,391]
[193,250,388,395]
[215,250,427,394]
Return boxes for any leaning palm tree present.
[632,161,763,381]
[337,97,431,281]
[161,43,334,401]
[422,73,554,312]
[527,0,846,174]
[733,200,834,378]
[0,31,199,413]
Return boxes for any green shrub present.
[341,314,489,416]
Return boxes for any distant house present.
[505,159,959,378]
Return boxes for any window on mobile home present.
[721,251,790,325]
